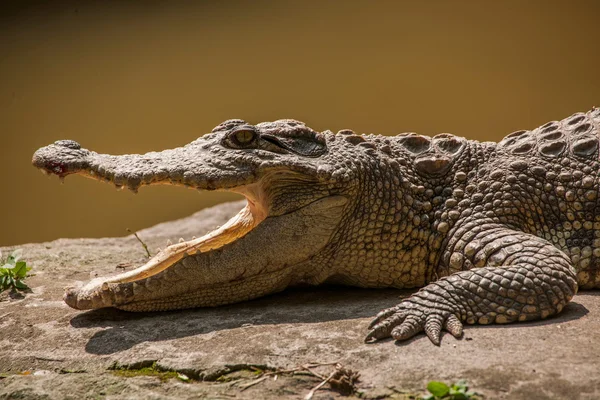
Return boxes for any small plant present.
[422,380,480,400]
[0,249,32,292]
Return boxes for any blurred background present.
[2,0,599,246]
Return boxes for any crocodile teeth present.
[179,238,185,243]
[166,239,172,246]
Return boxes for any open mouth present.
[32,130,346,312]
[62,184,270,310]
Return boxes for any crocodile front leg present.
[365,227,578,345]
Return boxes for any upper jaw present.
[31,136,260,192]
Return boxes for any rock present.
[1,201,599,399]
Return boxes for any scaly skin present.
[32,109,600,345]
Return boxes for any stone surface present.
[1,201,599,399]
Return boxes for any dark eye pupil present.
[235,130,255,144]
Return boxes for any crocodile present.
[32,109,600,345]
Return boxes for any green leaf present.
[13,261,27,279]
[421,395,435,400]
[0,268,8,276]
[7,276,14,288]
[427,381,450,397]
[450,393,467,400]
[177,373,190,382]
[1,264,13,271]
[10,249,23,262]
[14,280,29,290]
[453,380,468,392]
[0,275,6,289]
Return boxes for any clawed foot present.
[365,301,464,345]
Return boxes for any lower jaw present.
[64,186,271,311]
[114,266,295,312]
[65,194,347,312]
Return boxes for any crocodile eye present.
[224,126,258,148]
[234,130,256,145]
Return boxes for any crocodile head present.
[32,119,354,311]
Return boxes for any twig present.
[304,362,340,368]
[303,368,327,380]
[304,369,338,400]
[264,362,338,378]
[225,361,341,393]
[34,356,66,362]
[215,378,244,387]
[239,376,268,391]
[126,229,151,258]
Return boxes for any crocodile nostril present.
[63,287,79,308]
[54,140,81,150]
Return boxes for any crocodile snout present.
[63,279,137,310]
[32,140,90,177]
[63,287,92,310]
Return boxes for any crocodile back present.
[490,108,600,288]
[498,108,600,160]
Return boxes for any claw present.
[364,312,405,343]
[368,306,399,329]
[424,314,444,345]
[443,314,464,338]
[391,315,423,341]
[367,299,464,345]
[364,329,380,343]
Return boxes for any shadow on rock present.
[70,286,409,355]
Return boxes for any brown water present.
[2,0,599,246]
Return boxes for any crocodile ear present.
[261,133,327,157]
[255,119,327,157]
